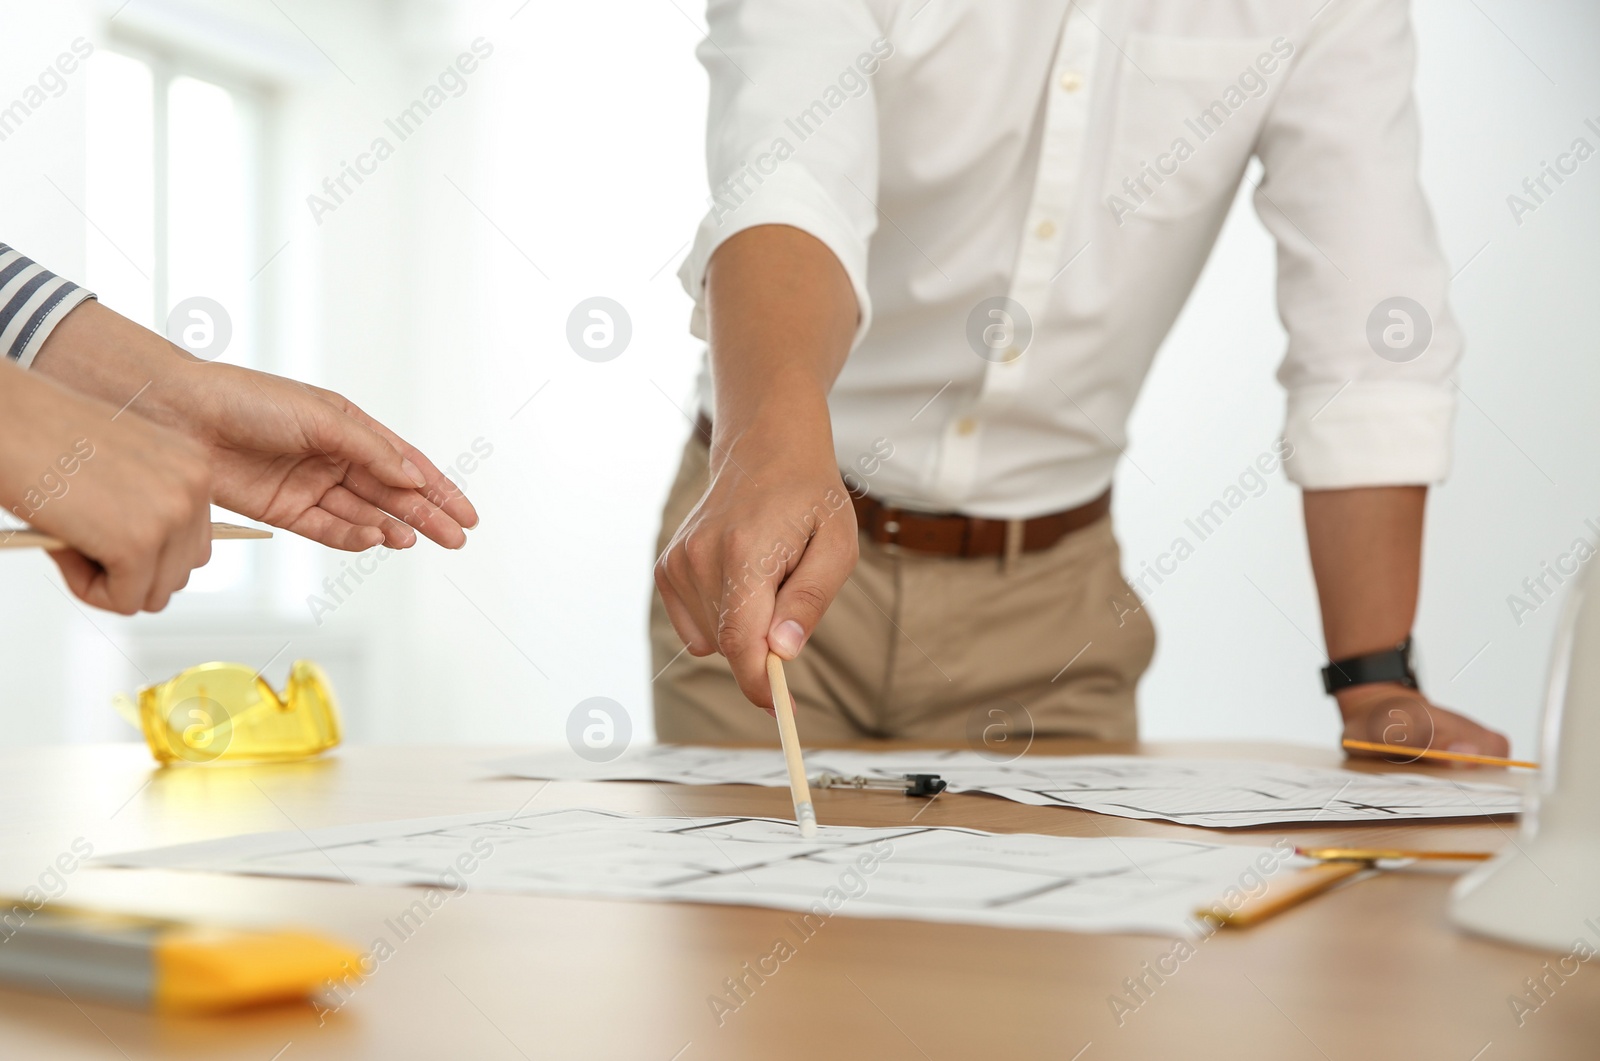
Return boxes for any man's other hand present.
[1338,683,1512,765]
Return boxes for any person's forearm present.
[0,358,76,512]
[654,224,862,701]
[1303,485,1425,660]
[703,224,858,459]
[30,300,202,432]
[1309,484,1511,757]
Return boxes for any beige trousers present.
[649,437,1156,746]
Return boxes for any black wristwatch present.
[1321,636,1418,695]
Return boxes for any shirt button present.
[956,417,977,436]
[1035,219,1057,240]
[1059,70,1083,92]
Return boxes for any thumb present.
[767,518,856,660]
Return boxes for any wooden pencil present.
[1296,846,1493,863]
[0,521,272,551]
[766,651,817,838]
[1200,861,1368,928]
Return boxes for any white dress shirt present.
[679,0,1461,519]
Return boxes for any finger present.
[96,551,158,615]
[664,534,731,654]
[768,515,856,660]
[422,475,482,535]
[279,506,387,552]
[341,465,466,549]
[142,544,189,612]
[1476,728,1512,758]
[370,512,417,549]
[78,570,126,614]
[304,398,429,494]
[1443,723,1512,762]
[389,436,480,531]
[52,553,119,613]
[47,549,102,605]
[655,559,715,656]
[340,400,481,530]
[319,484,417,549]
[144,508,209,613]
[714,557,780,711]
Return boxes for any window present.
[85,44,271,598]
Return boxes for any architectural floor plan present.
[102,807,1303,937]
[489,747,1523,828]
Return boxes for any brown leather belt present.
[692,413,1110,559]
[851,490,1111,558]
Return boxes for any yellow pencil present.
[1296,846,1493,863]
[1200,861,1368,928]
[1341,739,1538,770]
[1200,846,1491,927]
[766,651,817,838]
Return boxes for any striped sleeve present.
[0,243,96,369]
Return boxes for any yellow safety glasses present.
[114,660,342,765]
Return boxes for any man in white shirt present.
[653,0,1510,758]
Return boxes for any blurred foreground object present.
[0,900,358,1013]
[114,660,341,764]
[1452,561,1600,950]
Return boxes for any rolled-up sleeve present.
[1254,0,1459,488]
[0,244,95,369]
[678,0,885,347]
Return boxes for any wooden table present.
[0,742,1592,1060]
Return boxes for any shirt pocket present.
[1101,34,1285,225]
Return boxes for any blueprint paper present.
[101,807,1302,937]
[488,746,1522,828]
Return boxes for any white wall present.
[0,0,98,743]
[0,0,1594,759]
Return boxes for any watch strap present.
[1321,637,1417,695]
